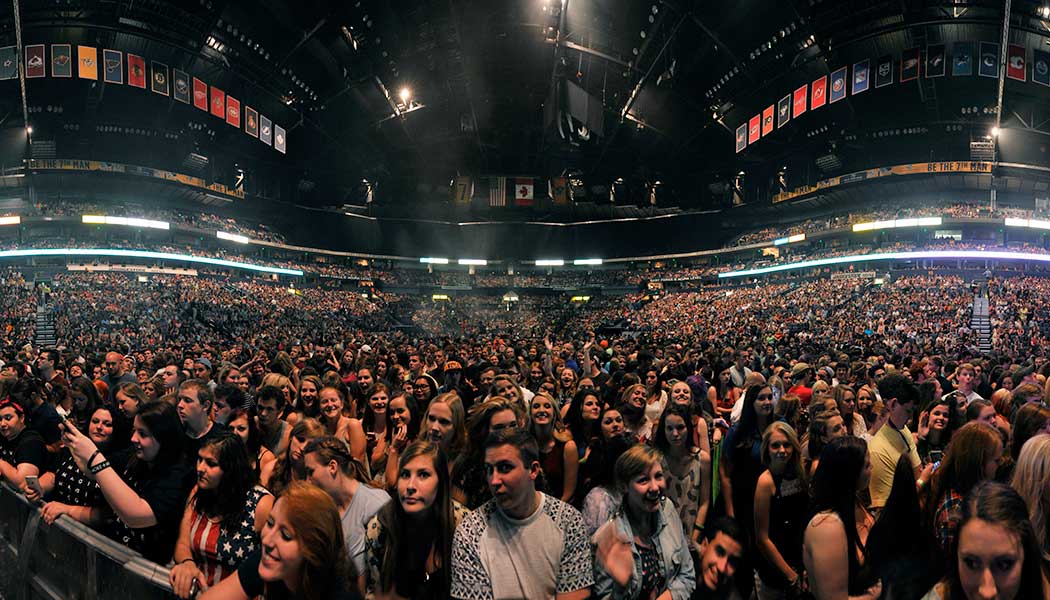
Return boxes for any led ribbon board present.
[718,250,1050,279]
[0,248,303,276]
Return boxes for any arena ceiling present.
[2,0,1050,211]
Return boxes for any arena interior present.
[2,1,1050,599]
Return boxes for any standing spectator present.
[868,374,932,510]
[101,351,138,402]
[754,422,808,599]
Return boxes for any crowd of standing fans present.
[4,272,1050,599]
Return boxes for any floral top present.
[662,449,705,537]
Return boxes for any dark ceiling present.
[1,0,1050,213]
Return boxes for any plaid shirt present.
[935,488,964,551]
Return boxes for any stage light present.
[991,127,1000,137]
[536,259,565,266]
[419,257,449,264]
[399,87,411,103]
[573,259,603,265]
[458,259,487,266]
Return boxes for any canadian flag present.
[514,178,534,207]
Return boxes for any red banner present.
[761,106,774,137]
[811,76,827,109]
[127,54,145,88]
[792,85,807,118]
[748,115,761,144]
[25,45,44,78]
[210,87,225,119]
[193,78,208,111]
[1008,44,1026,82]
[226,97,241,127]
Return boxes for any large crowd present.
[1,265,1050,600]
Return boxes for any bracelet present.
[178,558,195,565]
[89,460,111,475]
[87,449,101,468]
[917,478,926,488]
[693,524,705,532]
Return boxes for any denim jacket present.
[592,497,696,600]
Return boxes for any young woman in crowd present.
[362,383,392,485]
[804,435,882,600]
[581,434,632,536]
[267,417,326,497]
[169,432,274,598]
[564,388,602,459]
[917,394,957,466]
[227,407,277,487]
[363,441,467,600]
[652,403,710,545]
[643,367,667,425]
[754,421,808,599]
[413,374,438,408]
[450,396,524,508]
[833,385,867,437]
[381,393,421,488]
[287,374,322,426]
[556,366,578,409]
[619,383,654,443]
[593,444,696,599]
[668,380,711,455]
[1009,433,1050,579]
[0,397,48,489]
[61,400,194,564]
[1009,403,1050,462]
[806,406,846,476]
[318,384,369,473]
[529,391,578,503]
[921,481,1045,600]
[922,422,1004,553]
[115,381,149,420]
[855,385,877,431]
[199,481,357,600]
[417,392,466,470]
[708,363,738,422]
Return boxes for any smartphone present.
[932,460,942,472]
[929,449,943,464]
[24,475,43,498]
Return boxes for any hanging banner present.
[51,44,72,78]
[210,86,225,118]
[0,46,15,80]
[77,45,97,80]
[1007,44,1026,81]
[226,96,241,127]
[173,70,190,103]
[193,77,208,110]
[829,66,848,103]
[748,114,761,144]
[875,56,893,88]
[777,94,791,128]
[102,49,122,84]
[851,59,870,94]
[735,123,747,153]
[926,44,945,78]
[127,54,145,88]
[244,106,259,137]
[792,85,807,118]
[25,45,45,78]
[1034,49,1050,86]
[151,61,168,95]
[901,48,920,82]
[274,125,286,154]
[810,75,827,109]
[761,105,774,136]
[979,42,999,78]
[952,42,974,76]
[259,115,273,146]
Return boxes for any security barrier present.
[0,483,178,600]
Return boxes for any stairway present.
[971,279,992,354]
[34,304,56,348]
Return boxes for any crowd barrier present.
[0,483,178,600]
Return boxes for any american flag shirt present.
[188,485,271,586]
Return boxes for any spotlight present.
[399,87,411,102]
[992,127,1000,137]
[26,126,32,134]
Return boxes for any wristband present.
[178,558,195,565]
[917,478,925,488]
[87,449,101,468]
[90,460,112,475]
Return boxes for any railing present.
[0,483,178,600]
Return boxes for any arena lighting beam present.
[0,249,303,276]
[536,259,565,266]
[718,250,1050,279]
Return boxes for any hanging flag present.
[210,87,225,118]
[953,42,974,76]
[925,45,946,78]
[811,76,827,109]
[761,105,774,136]
[735,123,747,153]
[792,85,808,118]
[226,96,241,127]
[244,106,259,137]
[151,61,168,95]
[102,49,122,84]
[77,45,97,80]
[25,45,45,78]
[193,77,208,110]
[173,70,190,103]
[875,56,894,88]
[259,115,272,146]
[274,124,286,154]
[901,48,920,82]
[1034,49,1050,86]
[748,115,761,144]
[51,44,72,78]
[851,59,870,95]
[1007,44,1026,81]
[979,42,999,78]
[0,46,15,80]
[127,54,145,88]
[514,178,534,207]
[829,66,848,103]
[453,177,474,205]
[551,177,569,205]
[777,94,791,129]
[489,176,507,207]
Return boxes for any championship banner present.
[875,56,893,88]
[127,54,145,88]
[1034,49,1050,87]
[226,96,241,127]
[0,46,16,80]
[273,124,286,154]
[776,94,791,128]
[792,85,807,118]
[102,50,122,84]
[151,61,169,95]
[551,177,569,205]
[210,86,225,118]
[193,77,207,110]
[259,115,272,146]
[979,42,999,78]
[773,161,992,203]
[851,59,870,95]
[735,123,747,153]
[514,177,534,207]
[748,114,761,144]
[829,66,847,103]
[761,105,774,137]
[173,70,190,103]
[51,44,72,78]
[244,106,259,137]
[1007,44,1026,82]
[901,48,920,82]
[952,42,974,76]
[25,45,45,78]
[926,44,945,78]
[811,76,827,109]
[77,45,97,80]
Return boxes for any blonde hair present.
[614,444,664,494]
[1011,433,1050,560]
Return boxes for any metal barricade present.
[0,483,180,600]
